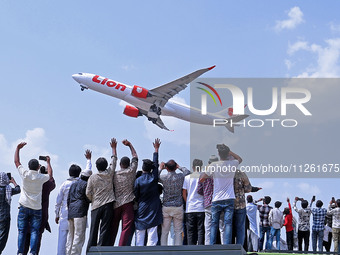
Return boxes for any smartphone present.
[6,172,11,180]
[39,156,47,161]
[312,195,316,201]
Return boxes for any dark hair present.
[80,175,89,181]
[158,183,163,195]
[193,159,203,171]
[274,201,282,208]
[165,159,177,171]
[337,199,340,207]
[69,164,81,177]
[247,195,253,203]
[283,207,290,215]
[316,200,323,208]
[264,196,271,205]
[301,200,308,209]
[217,144,230,160]
[28,159,40,171]
[96,157,108,171]
[120,156,130,169]
[136,171,143,178]
[142,159,153,172]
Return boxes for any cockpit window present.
[78,73,83,75]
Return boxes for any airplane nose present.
[72,73,79,82]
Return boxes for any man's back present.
[246,202,258,234]
[160,167,190,207]
[56,178,77,222]
[86,156,116,211]
[208,160,238,202]
[269,208,283,229]
[258,204,272,227]
[312,207,327,231]
[328,207,340,229]
[293,202,311,231]
[68,179,90,219]
[183,172,204,213]
[17,165,49,210]
[113,157,138,209]
[234,170,252,210]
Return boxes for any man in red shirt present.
[283,197,294,250]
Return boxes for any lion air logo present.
[136,87,143,93]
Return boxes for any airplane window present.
[78,73,83,75]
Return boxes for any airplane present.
[72,66,249,132]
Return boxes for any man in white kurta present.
[55,165,81,255]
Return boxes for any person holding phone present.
[0,172,20,254]
[14,142,52,255]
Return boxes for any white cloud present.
[297,182,321,196]
[284,59,292,70]
[287,38,340,77]
[275,6,304,31]
[287,41,309,55]
[0,128,58,168]
[284,38,340,124]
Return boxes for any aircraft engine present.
[123,105,140,118]
[131,85,149,99]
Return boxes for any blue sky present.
[1,1,340,253]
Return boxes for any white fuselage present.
[72,72,224,125]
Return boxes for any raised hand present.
[17,142,27,149]
[153,138,161,151]
[110,138,117,149]
[85,149,92,159]
[122,139,131,146]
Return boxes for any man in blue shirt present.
[311,198,327,252]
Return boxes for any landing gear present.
[150,104,161,115]
[80,85,88,91]
[148,117,157,124]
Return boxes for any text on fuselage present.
[92,75,126,91]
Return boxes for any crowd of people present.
[0,139,339,255]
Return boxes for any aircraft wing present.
[146,66,215,107]
[137,107,171,131]
[154,117,170,131]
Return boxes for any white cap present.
[81,169,92,177]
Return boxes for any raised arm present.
[152,138,161,180]
[46,156,53,179]
[111,138,117,157]
[122,139,137,158]
[293,197,299,213]
[108,138,118,174]
[310,196,315,208]
[229,151,242,164]
[14,142,27,168]
[158,162,166,179]
[84,149,92,170]
[177,164,191,176]
[10,177,21,195]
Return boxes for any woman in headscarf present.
[0,172,20,254]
